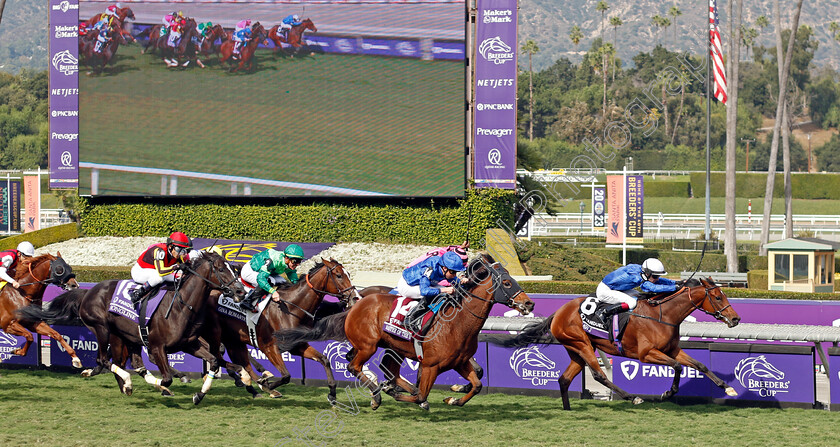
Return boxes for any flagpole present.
[705,0,712,242]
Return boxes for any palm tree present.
[610,16,623,81]
[651,15,666,46]
[756,15,770,34]
[521,39,539,142]
[596,1,610,42]
[592,43,616,119]
[668,6,682,48]
[830,21,839,39]
[741,26,758,60]
[569,25,584,48]
[661,17,672,48]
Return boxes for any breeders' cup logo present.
[734,355,790,397]
[0,332,19,346]
[52,0,79,12]
[621,361,639,380]
[396,42,416,57]
[335,39,353,53]
[61,151,73,167]
[478,36,513,65]
[324,341,356,379]
[52,50,78,76]
[488,148,502,166]
[509,346,558,386]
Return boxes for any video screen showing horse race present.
[77,1,466,197]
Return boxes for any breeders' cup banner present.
[49,0,80,189]
[625,175,643,243]
[473,0,517,189]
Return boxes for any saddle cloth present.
[383,296,432,341]
[107,280,169,326]
[217,295,270,347]
[579,299,631,349]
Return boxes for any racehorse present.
[275,254,534,410]
[267,18,317,56]
[205,258,359,403]
[191,24,227,68]
[79,22,129,75]
[3,253,80,366]
[142,18,199,67]
[85,7,135,27]
[219,22,267,73]
[494,277,741,410]
[19,252,246,402]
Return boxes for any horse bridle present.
[454,262,527,319]
[645,280,732,325]
[303,262,357,306]
[18,257,76,290]
[180,257,239,298]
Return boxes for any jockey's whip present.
[233,243,245,261]
[683,239,708,285]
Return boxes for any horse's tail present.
[273,311,348,352]
[16,288,85,324]
[488,315,555,348]
[136,26,152,39]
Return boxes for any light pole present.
[579,201,585,234]
[807,132,812,172]
[741,137,755,172]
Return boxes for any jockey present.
[406,241,469,287]
[594,258,681,322]
[400,251,465,334]
[232,19,252,56]
[92,15,115,53]
[129,232,193,304]
[104,3,121,18]
[238,244,305,312]
[197,21,214,38]
[0,241,36,289]
[279,14,302,37]
[163,11,186,47]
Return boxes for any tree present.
[651,15,670,47]
[756,15,770,33]
[741,26,758,60]
[759,0,804,256]
[609,16,623,82]
[521,39,540,142]
[596,1,609,42]
[569,25,584,48]
[668,6,682,48]
[815,134,840,171]
[592,43,616,119]
[830,21,839,39]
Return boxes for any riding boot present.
[405,300,430,334]
[595,303,629,323]
[130,282,152,305]
[240,288,267,312]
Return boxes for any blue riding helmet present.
[442,251,466,272]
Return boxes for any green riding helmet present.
[284,244,305,260]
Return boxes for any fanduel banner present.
[473,0,517,189]
[48,0,80,189]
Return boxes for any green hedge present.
[748,270,769,290]
[644,181,691,198]
[0,223,80,251]
[72,266,132,283]
[690,172,840,199]
[81,189,515,246]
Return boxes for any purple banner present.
[221,345,302,380]
[612,344,712,397]
[593,186,606,229]
[140,346,205,374]
[625,175,643,242]
[829,348,840,410]
[49,325,98,368]
[487,343,581,392]
[0,329,39,366]
[48,0,80,189]
[473,0,517,189]
[710,345,815,405]
[1,180,21,232]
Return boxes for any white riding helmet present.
[641,258,667,279]
[293,15,300,21]
[17,241,35,257]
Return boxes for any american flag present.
[709,0,727,103]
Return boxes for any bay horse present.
[85,7,135,27]
[275,254,534,411]
[79,22,129,75]
[19,252,246,402]
[219,22,267,73]
[495,277,741,410]
[205,258,360,403]
[267,19,317,56]
[3,253,80,366]
[191,24,227,68]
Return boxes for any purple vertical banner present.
[592,186,606,229]
[829,347,840,411]
[625,175,643,243]
[473,0,517,189]
[1,181,22,232]
[48,0,80,189]
[612,343,712,399]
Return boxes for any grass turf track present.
[79,44,465,197]
[1,369,839,446]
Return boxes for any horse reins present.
[633,281,731,326]
[272,263,354,320]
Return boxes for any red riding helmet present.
[167,231,192,249]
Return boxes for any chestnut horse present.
[267,18,317,56]
[275,254,534,411]
[19,252,245,403]
[79,22,129,74]
[204,258,360,403]
[495,277,741,410]
[85,7,135,27]
[3,253,80,365]
[219,22,267,73]
[192,24,227,68]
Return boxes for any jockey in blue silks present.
[594,258,681,322]
[398,251,465,334]
[279,14,303,38]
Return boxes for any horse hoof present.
[443,397,458,406]
[449,384,465,393]
[725,387,738,397]
[193,392,205,405]
[632,396,644,405]
[161,387,173,396]
[123,385,133,396]
[69,357,82,368]
[81,369,93,377]
[269,391,283,398]
[419,401,430,411]
[180,376,191,384]
[370,399,380,411]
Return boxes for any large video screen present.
[77,1,466,197]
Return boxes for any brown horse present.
[219,22,267,73]
[267,19,317,56]
[205,258,359,403]
[79,22,129,75]
[85,7,135,27]
[192,24,227,68]
[496,277,741,410]
[3,253,80,365]
[19,252,245,403]
[275,254,534,410]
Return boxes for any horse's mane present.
[15,254,55,280]
[684,278,703,288]
[306,261,325,277]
